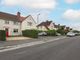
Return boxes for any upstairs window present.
[27,22,32,26]
[13,21,19,25]
[5,21,9,24]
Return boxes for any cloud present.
[65,0,80,4]
[27,10,51,23]
[1,0,57,9]
[63,9,80,21]
[0,0,58,22]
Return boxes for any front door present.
[5,28,9,37]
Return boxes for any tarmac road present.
[0,36,80,60]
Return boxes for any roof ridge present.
[0,12,20,22]
[0,12,17,17]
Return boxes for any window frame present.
[5,20,9,24]
[13,21,19,25]
[13,29,18,33]
[27,22,32,26]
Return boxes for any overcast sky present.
[0,0,80,30]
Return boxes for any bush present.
[57,29,66,35]
[22,30,38,38]
[0,30,6,41]
[37,30,43,33]
[64,30,69,35]
[46,30,56,36]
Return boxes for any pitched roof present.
[37,21,52,27]
[37,21,52,30]
[22,15,36,23]
[0,12,25,22]
[54,25,58,28]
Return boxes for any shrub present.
[0,30,6,41]
[64,30,70,35]
[22,30,38,38]
[57,29,66,35]
[37,30,43,33]
[46,30,56,36]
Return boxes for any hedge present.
[22,30,38,38]
[46,30,56,36]
[57,29,67,35]
[0,30,6,41]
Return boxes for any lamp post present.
[37,14,40,25]
[37,14,40,30]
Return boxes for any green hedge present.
[46,30,56,36]
[57,29,66,35]
[22,30,38,38]
[0,30,6,41]
[37,30,43,33]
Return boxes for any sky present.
[0,0,80,30]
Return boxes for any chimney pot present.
[17,12,21,17]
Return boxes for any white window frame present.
[5,20,9,24]
[27,22,32,26]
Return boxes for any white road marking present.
[46,37,66,42]
[0,37,66,53]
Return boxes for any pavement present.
[0,36,80,60]
[6,36,32,41]
[0,36,66,52]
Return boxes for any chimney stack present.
[17,12,21,18]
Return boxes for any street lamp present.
[37,14,40,25]
[37,14,40,30]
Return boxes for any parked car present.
[74,32,80,36]
[38,32,47,36]
[67,32,75,37]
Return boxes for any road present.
[0,36,80,60]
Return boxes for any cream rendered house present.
[0,12,37,37]
[0,12,23,37]
[37,21,57,31]
[21,15,37,30]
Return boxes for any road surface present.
[0,36,80,60]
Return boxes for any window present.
[5,21,9,24]
[13,21,19,25]
[13,29,18,33]
[27,22,32,26]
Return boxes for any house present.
[0,12,23,37]
[54,24,60,30]
[37,21,57,31]
[21,15,37,30]
[0,12,37,37]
